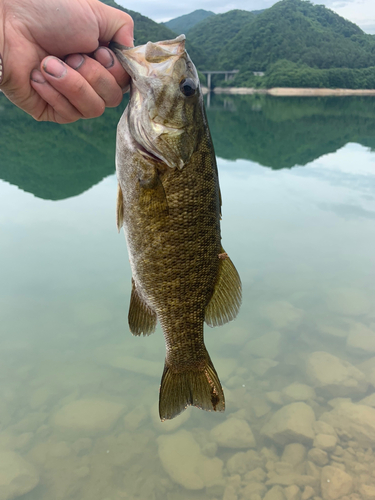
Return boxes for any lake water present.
[1,93,375,500]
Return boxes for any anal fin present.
[128,279,157,336]
[116,183,124,233]
[205,247,242,327]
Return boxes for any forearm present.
[0,0,4,85]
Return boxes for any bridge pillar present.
[207,73,212,90]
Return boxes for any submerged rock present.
[259,301,304,329]
[210,418,256,449]
[244,331,282,359]
[346,322,375,354]
[313,434,337,452]
[264,485,287,500]
[305,351,367,396]
[320,400,375,446]
[157,430,223,490]
[266,392,284,406]
[260,403,315,446]
[358,393,375,407]
[320,466,353,500]
[358,483,375,500]
[316,323,349,339]
[282,383,316,402]
[109,355,160,377]
[284,485,301,500]
[325,287,371,316]
[242,482,267,498]
[281,443,307,466]
[0,451,39,499]
[307,447,328,466]
[51,398,125,436]
[250,358,279,377]
[214,358,238,381]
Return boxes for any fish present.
[111,35,241,421]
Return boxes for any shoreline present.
[201,86,375,96]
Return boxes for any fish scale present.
[112,35,241,420]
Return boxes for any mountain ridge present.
[163,9,215,34]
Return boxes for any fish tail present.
[159,353,225,421]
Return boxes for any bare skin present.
[0,0,134,123]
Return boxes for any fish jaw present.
[113,36,202,171]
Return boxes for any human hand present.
[0,0,133,123]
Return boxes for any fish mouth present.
[110,36,186,79]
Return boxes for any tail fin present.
[159,355,225,421]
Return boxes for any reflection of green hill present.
[2,94,375,199]
[206,95,375,168]
[0,94,126,200]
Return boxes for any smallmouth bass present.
[112,35,241,421]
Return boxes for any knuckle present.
[86,100,105,119]
[110,91,123,108]
[71,79,87,96]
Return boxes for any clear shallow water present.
[1,94,375,500]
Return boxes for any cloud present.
[117,0,274,22]
[116,0,375,34]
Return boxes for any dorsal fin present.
[205,248,242,327]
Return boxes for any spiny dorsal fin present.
[205,248,242,327]
[117,183,124,233]
[128,279,157,336]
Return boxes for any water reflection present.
[0,94,127,200]
[2,93,375,200]
[1,95,375,500]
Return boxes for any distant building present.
[253,72,265,77]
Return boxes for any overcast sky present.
[117,0,375,35]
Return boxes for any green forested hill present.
[186,0,375,88]
[187,10,256,68]
[163,10,215,35]
[101,0,375,88]
[218,0,375,72]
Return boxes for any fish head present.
[114,35,203,170]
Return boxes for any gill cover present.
[112,36,201,170]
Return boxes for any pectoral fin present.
[205,248,242,327]
[138,166,169,215]
[128,279,157,336]
[117,183,124,233]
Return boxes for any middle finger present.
[65,53,123,108]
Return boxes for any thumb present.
[93,0,134,47]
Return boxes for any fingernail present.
[30,69,46,84]
[94,47,115,69]
[65,54,84,70]
[43,57,67,78]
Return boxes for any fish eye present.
[179,78,197,97]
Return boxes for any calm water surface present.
[1,94,375,500]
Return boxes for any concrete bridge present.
[200,70,239,90]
